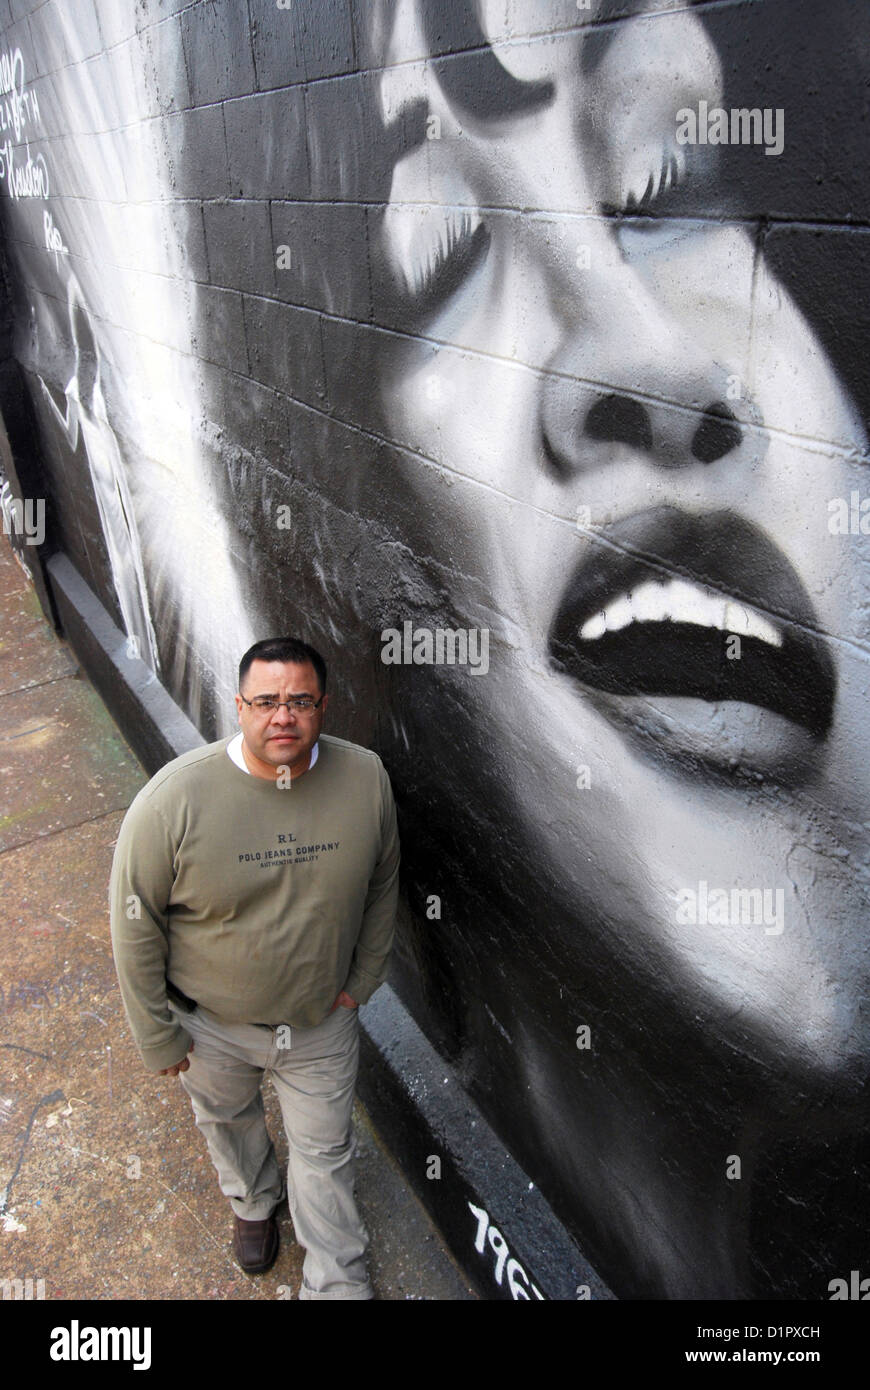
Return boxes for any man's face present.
[234,659,328,774]
[375,1,870,1077]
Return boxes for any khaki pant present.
[169,999,372,1300]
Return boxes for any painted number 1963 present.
[468,1202,544,1300]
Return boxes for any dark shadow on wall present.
[0,227,59,624]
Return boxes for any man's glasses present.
[239,694,324,714]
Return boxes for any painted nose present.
[541,346,746,480]
[537,237,752,479]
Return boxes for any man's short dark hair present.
[238,638,327,696]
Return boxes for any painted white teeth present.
[602,594,633,632]
[579,578,783,647]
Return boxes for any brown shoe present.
[233,1214,279,1274]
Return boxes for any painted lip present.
[548,507,836,740]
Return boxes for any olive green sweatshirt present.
[109,733,400,1072]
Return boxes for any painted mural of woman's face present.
[374,0,870,1095]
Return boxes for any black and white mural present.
[1,0,868,1298]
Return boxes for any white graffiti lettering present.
[44,209,67,262]
[467,1201,545,1300]
[0,140,49,199]
[0,48,40,141]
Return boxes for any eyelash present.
[394,208,491,315]
[623,142,689,217]
[386,138,690,300]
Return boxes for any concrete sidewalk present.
[0,535,474,1300]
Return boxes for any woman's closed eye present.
[609,137,710,256]
[383,202,491,319]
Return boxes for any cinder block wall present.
[1,0,868,1298]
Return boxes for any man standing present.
[110,637,400,1300]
